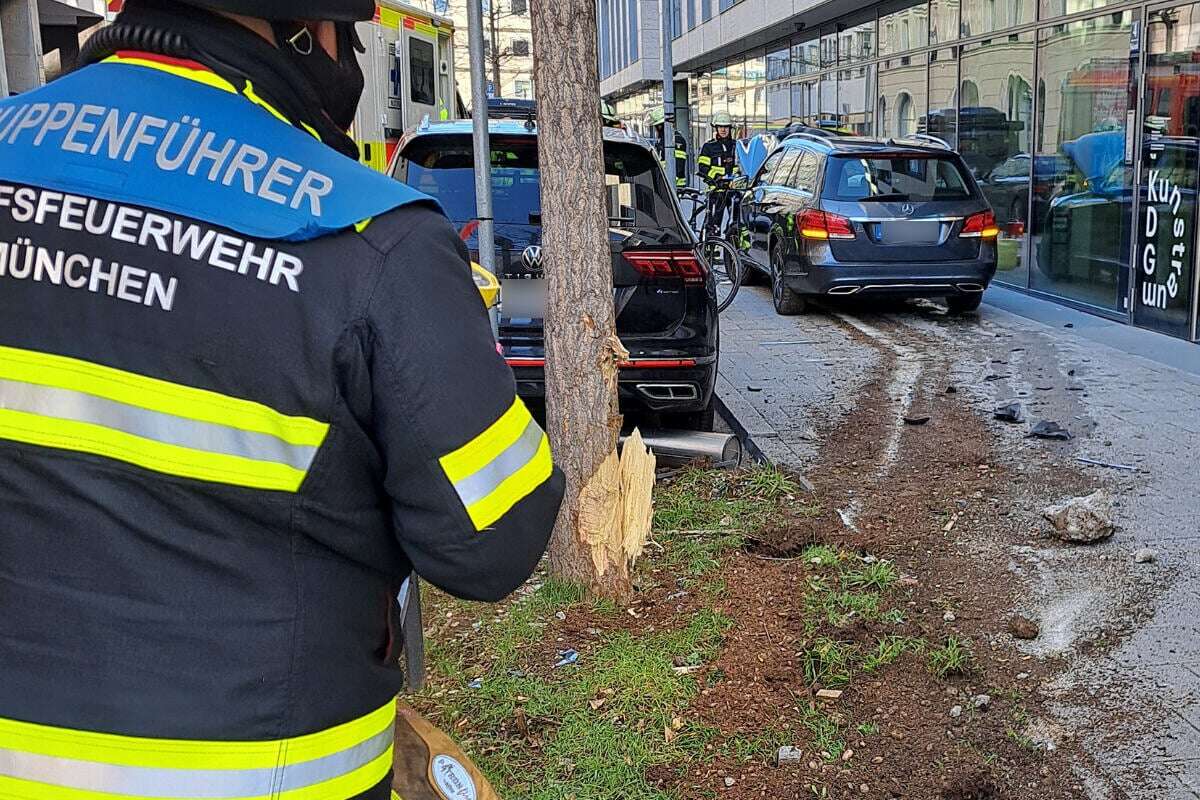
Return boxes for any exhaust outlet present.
[621,429,743,468]
[956,283,985,293]
[827,285,861,295]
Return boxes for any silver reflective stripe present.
[452,419,544,508]
[0,728,391,798]
[0,378,318,472]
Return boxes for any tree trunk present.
[488,4,502,98]
[531,0,632,600]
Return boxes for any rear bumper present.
[508,357,717,414]
[794,258,997,297]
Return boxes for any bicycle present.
[679,178,744,313]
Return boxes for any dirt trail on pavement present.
[676,307,1151,799]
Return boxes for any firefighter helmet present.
[647,107,665,127]
[601,100,621,126]
[711,111,734,127]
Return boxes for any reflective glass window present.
[839,17,876,64]
[839,64,876,135]
[963,0,1032,37]
[879,0,929,56]
[930,0,959,44]
[962,32,1036,289]
[1030,12,1138,312]
[767,82,791,127]
[766,44,791,81]
[1041,0,1125,20]
[792,34,821,75]
[877,52,928,137]
[927,48,958,148]
[791,79,819,124]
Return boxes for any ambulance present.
[354,1,459,172]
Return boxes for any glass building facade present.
[605,0,1200,341]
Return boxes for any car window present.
[770,148,803,187]
[754,150,786,187]
[790,150,821,195]
[395,135,682,235]
[823,155,973,202]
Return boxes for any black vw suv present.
[391,121,719,430]
[738,133,998,315]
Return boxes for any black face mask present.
[271,21,365,131]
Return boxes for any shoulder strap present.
[0,59,436,242]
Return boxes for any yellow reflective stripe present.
[242,80,290,125]
[102,54,237,94]
[0,408,308,492]
[675,149,688,159]
[465,432,552,530]
[301,122,323,141]
[0,700,396,771]
[0,748,392,800]
[439,397,553,531]
[708,166,726,179]
[697,155,713,166]
[440,397,531,484]
[0,346,325,447]
[355,217,374,233]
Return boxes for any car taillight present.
[960,210,1000,238]
[796,209,855,240]
[623,250,707,284]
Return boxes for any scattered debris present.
[993,402,1025,423]
[747,385,763,392]
[1133,548,1157,564]
[724,777,736,788]
[555,611,567,621]
[1028,420,1072,440]
[1008,616,1041,640]
[943,611,957,622]
[950,705,963,718]
[815,688,844,700]
[983,374,1011,381]
[1041,490,1115,543]
[842,748,854,761]
[467,678,483,689]
[1075,456,1137,471]
[1064,322,1074,328]
[777,746,804,764]
[903,415,932,425]
[1017,672,1031,680]
[942,513,961,532]
[945,385,958,394]
[1035,385,1055,391]
[972,694,991,710]
[553,649,579,668]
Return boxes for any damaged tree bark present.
[530,0,653,601]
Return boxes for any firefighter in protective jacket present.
[0,1,564,799]
[647,107,688,188]
[696,111,740,235]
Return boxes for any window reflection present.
[879,0,929,56]
[877,52,927,137]
[961,32,1035,289]
[1030,14,1137,312]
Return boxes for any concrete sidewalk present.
[715,283,1200,798]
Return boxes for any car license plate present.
[880,220,940,244]
[501,279,546,319]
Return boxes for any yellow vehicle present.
[353,1,458,172]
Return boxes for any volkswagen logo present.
[522,245,543,273]
[901,203,916,216]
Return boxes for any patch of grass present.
[723,728,788,764]
[856,721,880,736]
[841,560,899,592]
[802,709,846,761]
[801,637,855,688]
[743,465,799,500]
[928,636,975,678]
[803,545,842,567]
[424,608,735,800]
[880,608,907,625]
[861,635,924,673]
[657,529,745,577]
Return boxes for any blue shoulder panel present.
[0,62,436,241]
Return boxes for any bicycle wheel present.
[699,236,743,313]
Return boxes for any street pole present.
[467,0,496,273]
[660,0,676,189]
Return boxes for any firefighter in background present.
[0,0,563,798]
[648,106,688,188]
[697,110,741,237]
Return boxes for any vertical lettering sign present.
[1134,137,1198,338]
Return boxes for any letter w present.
[171,221,216,261]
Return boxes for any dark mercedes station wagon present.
[392,121,719,430]
[739,134,999,315]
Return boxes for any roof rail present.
[904,133,952,149]
[782,130,835,147]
